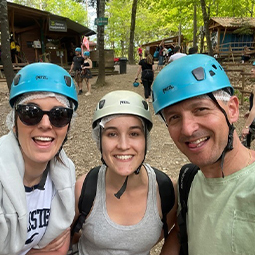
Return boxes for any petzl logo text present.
[163,85,174,94]
[36,75,48,80]
[120,100,130,105]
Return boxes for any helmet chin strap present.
[100,125,148,199]
[207,93,235,177]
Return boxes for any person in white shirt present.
[168,45,187,63]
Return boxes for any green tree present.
[96,0,106,85]
[12,0,88,25]
[200,0,213,55]
[128,0,138,64]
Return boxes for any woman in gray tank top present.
[72,90,178,255]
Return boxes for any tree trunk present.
[200,27,205,53]
[193,3,197,47]
[128,0,138,64]
[200,0,213,56]
[96,0,106,86]
[0,0,15,91]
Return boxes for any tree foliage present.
[12,0,88,25]
[8,0,255,58]
[104,0,255,57]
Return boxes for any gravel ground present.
[0,62,253,254]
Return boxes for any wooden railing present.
[223,66,253,104]
[214,42,255,62]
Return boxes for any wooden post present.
[241,72,245,105]
[35,48,38,62]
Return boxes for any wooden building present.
[141,35,187,56]
[4,2,96,65]
[209,17,255,58]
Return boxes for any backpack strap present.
[178,163,199,255]
[153,167,175,239]
[71,165,175,241]
[71,166,100,238]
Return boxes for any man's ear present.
[227,96,239,123]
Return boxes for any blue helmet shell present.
[83,51,90,57]
[75,47,81,52]
[9,63,78,110]
[152,54,234,114]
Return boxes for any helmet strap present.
[99,126,108,167]
[114,176,128,199]
[134,126,148,174]
[207,92,235,177]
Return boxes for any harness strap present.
[178,163,199,255]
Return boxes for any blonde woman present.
[135,50,154,102]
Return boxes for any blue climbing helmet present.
[152,54,234,114]
[84,51,90,57]
[9,62,78,110]
[133,79,139,87]
[253,61,255,66]
[75,47,81,52]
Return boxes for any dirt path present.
[0,63,251,254]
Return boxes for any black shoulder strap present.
[71,166,175,241]
[153,167,175,239]
[178,163,199,255]
[71,166,100,237]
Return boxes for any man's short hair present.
[173,46,180,53]
[188,46,198,54]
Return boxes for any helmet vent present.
[142,100,149,110]
[209,70,216,77]
[13,74,21,86]
[192,67,204,81]
[64,76,71,87]
[212,64,217,69]
[99,99,105,109]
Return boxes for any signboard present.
[94,17,108,26]
[49,20,67,32]
[33,40,41,48]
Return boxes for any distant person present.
[135,50,154,102]
[10,36,16,63]
[168,46,187,63]
[241,46,251,64]
[82,51,93,96]
[188,46,198,55]
[158,40,165,70]
[137,45,143,61]
[69,47,84,95]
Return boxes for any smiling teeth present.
[34,137,53,142]
[116,155,132,160]
[191,137,207,144]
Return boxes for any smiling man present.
[152,54,255,255]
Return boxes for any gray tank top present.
[78,164,163,255]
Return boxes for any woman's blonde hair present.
[145,50,153,65]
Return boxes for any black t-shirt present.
[72,56,84,71]
[138,59,154,71]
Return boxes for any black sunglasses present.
[16,104,73,128]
